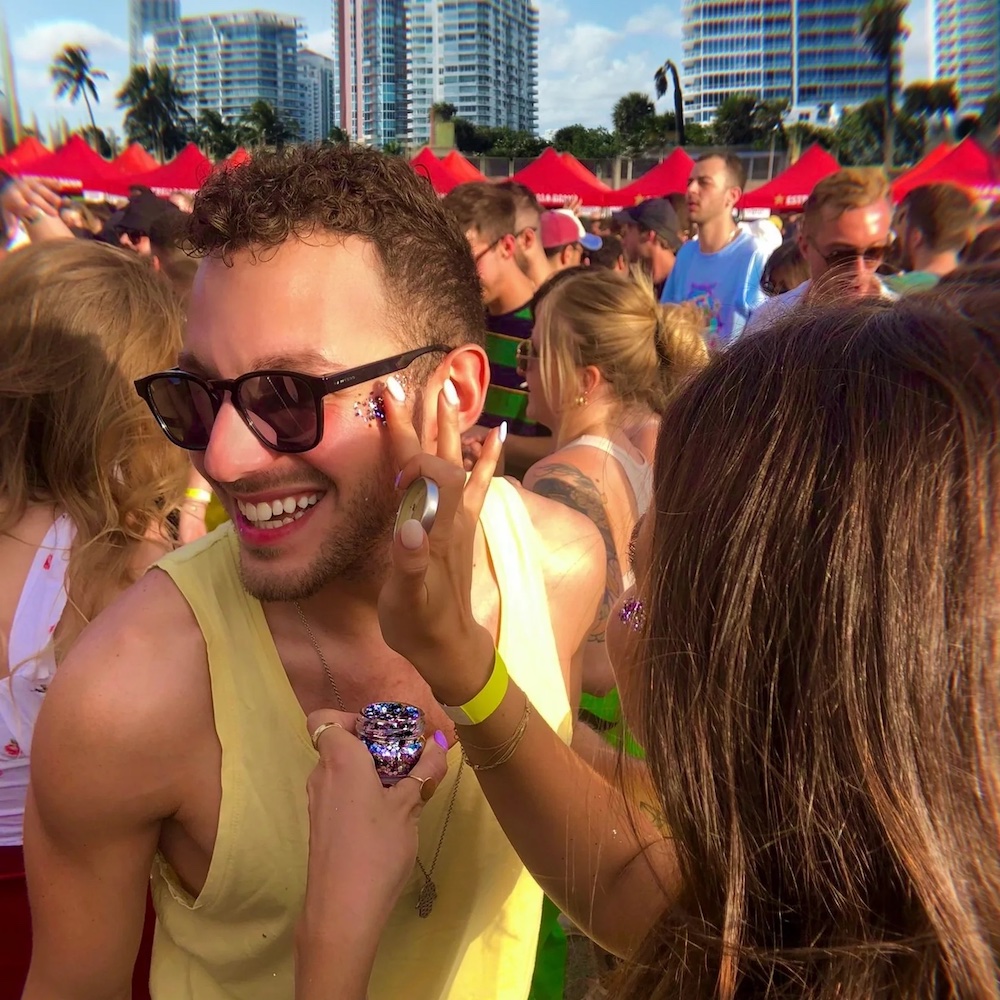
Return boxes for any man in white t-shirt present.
[746,168,897,335]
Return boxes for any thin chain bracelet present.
[461,697,532,772]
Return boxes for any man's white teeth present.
[238,493,319,524]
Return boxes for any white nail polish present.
[442,378,459,406]
[385,376,405,402]
[499,421,508,444]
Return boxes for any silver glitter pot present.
[356,702,426,786]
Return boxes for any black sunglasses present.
[809,237,890,270]
[514,339,539,374]
[135,344,449,454]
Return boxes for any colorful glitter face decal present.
[619,599,646,632]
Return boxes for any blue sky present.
[2,0,932,138]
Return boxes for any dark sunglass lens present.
[147,375,216,449]
[241,374,319,451]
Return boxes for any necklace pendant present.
[417,877,437,918]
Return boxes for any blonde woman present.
[0,240,187,999]
[518,269,707,696]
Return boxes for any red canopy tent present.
[128,143,214,195]
[738,144,841,217]
[409,147,464,194]
[114,143,158,175]
[896,142,954,187]
[509,147,614,208]
[0,136,50,173]
[559,152,612,192]
[20,136,124,194]
[223,147,252,170]
[891,137,1000,202]
[442,150,486,183]
[613,148,695,206]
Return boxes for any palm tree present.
[654,59,686,146]
[613,91,657,157]
[858,0,910,169]
[117,63,193,161]
[195,109,237,160]
[237,100,299,151]
[50,46,107,136]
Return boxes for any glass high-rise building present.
[407,0,538,148]
[299,49,338,142]
[683,0,883,125]
[129,0,181,68]
[934,0,1000,114]
[152,12,306,131]
[332,0,408,147]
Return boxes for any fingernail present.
[433,730,449,750]
[442,378,459,406]
[499,421,508,444]
[399,519,424,550]
[385,376,405,402]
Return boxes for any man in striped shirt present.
[444,183,553,477]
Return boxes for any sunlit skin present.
[798,199,893,298]
[182,235,435,600]
[685,157,739,228]
[620,222,642,263]
[465,229,534,316]
[522,323,554,428]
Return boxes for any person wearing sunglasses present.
[24,143,606,1000]
[745,167,897,336]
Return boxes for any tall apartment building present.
[129,0,181,68]
[934,0,1000,114]
[682,0,883,125]
[0,8,22,146]
[153,12,306,130]
[299,49,337,141]
[332,0,408,147]
[407,0,539,147]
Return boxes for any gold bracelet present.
[461,697,531,772]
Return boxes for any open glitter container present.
[356,702,426,786]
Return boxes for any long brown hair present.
[616,291,1000,998]
[0,241,188,653]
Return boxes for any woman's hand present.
[378,377,505,705]
[296,709,449,1000]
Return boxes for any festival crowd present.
[0,140,998,1000]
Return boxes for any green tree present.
[237,100,300,150]
[684,121,713,146]
[195,109,237,160]
[326,126,350,144]
[382,139,405,155]
[50,45,107,136]
[551,124,621,158]
[834,97,923,166]
[117,64,193,160]
[430,102,456,123]
[858,0,910,169]
[79,125,112,158]
[712,93,758,146]
[613,91,656,156]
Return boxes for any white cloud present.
[15,20,128,65]
[306,28,334,58]
[536,3,681,133]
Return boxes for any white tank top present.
[564,434,653,589]
[0,513,75,846]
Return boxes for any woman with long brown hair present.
[295,285,1000,999]
[0,240,188,998]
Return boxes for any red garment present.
[0,845,154,999]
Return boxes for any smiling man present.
[746,168,896,334]
[22,145,603,1000]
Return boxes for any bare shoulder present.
[34,569,211,820]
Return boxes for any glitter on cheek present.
[619,599,646,632]
[354,375,413,427]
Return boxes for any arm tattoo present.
[529,462,622,643]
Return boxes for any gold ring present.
[310,721,342,751]
[402,773,437,802]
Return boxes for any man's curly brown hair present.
[186,143,486,351]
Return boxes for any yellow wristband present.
[185,488,212,505]
[441,649,509,727]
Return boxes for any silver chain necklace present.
[293,601,462,918]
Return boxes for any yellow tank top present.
[150,478,572,1000]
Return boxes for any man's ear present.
[419,343,491,447]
